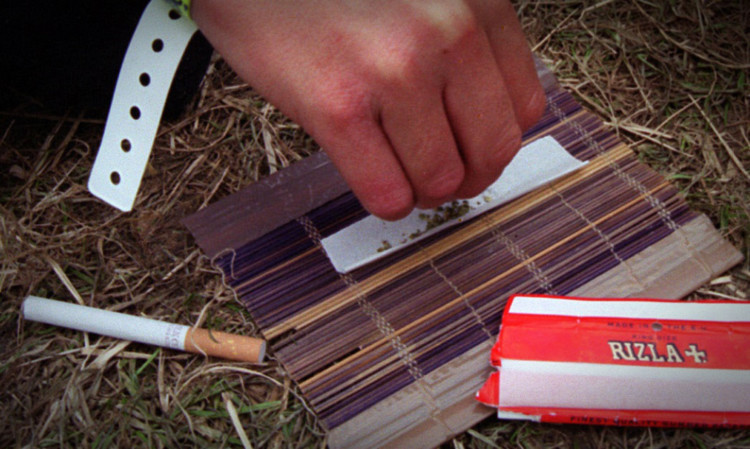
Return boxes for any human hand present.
[192,0,546,220]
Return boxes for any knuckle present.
[316,83,373,131]
[450,14,482,48]
[373,40,426,87]
[374,4,481,86]
[418,1,477,47]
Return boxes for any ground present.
[1,1,748,448]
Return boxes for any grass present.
[1,1,748,448]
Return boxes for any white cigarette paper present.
[22,296,265,363]
[322,136,587,273]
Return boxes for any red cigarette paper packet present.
[476,294,750,427]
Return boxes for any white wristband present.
[88,0,198,212]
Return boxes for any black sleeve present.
[1,0,213,120]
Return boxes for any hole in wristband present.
[139,73,151,86]
[120,139,132,152]
[152,39,164,52]
[130,106,141,120]
[169,9,181,20]
[652,322,663,331]
[110,171,121,185]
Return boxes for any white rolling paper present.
[321,136,587,273]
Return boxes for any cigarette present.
[22,296,265,363]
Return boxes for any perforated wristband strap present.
[88,0,198,211]
[166,0,192,19]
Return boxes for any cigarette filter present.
[22,296,265,363]
[476,294,750,427]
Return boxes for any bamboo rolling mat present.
[184,60,743,448]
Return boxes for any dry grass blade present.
[44,256,85,305]
[224,392,254,449]
[632,0,750,71]
[687,95,750,181]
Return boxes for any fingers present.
[379,87,465,209]
[193,0,546,221]
[319,1,544,217]
[321,86,466,217]
[443,27,521,199]
[312,97,416,221]
[442,0,545,199]
[479,0,547,131]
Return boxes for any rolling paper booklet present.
[476,294,750,427]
